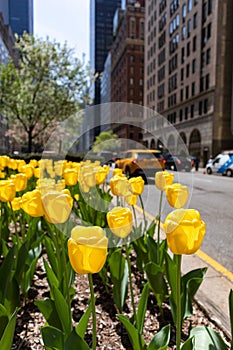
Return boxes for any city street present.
[140,170,233,273]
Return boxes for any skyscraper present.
[90,0,121,105]
[0,0,33,37]
[9,0,33,36]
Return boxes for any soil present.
[12,255,231,350]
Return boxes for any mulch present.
[12,255,231,350]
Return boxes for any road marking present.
[135,204,233,283]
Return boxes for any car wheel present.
[226,169,233,177]
[125,167,131,179]
[206,167,212,175]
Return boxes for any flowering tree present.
[0,33,91,153]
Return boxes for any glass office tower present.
[9,0,33,36]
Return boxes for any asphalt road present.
[141,170,233,273]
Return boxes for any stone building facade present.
[143,0,233,165]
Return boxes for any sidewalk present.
[134,206,232,340]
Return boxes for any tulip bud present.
[155,171,174,191]
[21,189,44,217]
[107,206,133,238]
[12,173,28,192]
[63,168,79,186]
[68,226,108,274]
[166,183,189,208]
[129,176,144,195]
[0,180,16,202]
[164,209,206,255]
[42,189,73,224]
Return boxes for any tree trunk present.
[28,128,33,153]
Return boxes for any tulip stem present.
[132,205,138,229]
[175,254,182,350]
[125,244,137,327]
[157,191,163,264]
[58,227,71,311]
[139,194,147,232]
[88,273,97,350]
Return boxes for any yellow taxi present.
[115,149,165,180]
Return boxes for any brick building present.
[110,1,145,147]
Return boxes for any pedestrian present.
[195,157,200,171]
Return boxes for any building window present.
[140,19,144,39]
[182,4,187,20]
[130,66,134,74]
[139,78,143,86]
[186,64,190,78]
[187,19,191,37]
[181,47,185,63]
[207,23,211,39]
[193,13,198,28]
[186,85,189,99]
[192,82,195,96]
[206,74,209,89]
[192,59,196,73]
[188,0,192,12]
[204,98,208,113]
[185,106,189,119]
[181,68,184,81]
[180,89,183,101]
[191,104,194,118]
[130,78,134,85]
[199,100,203,115]
[208,0,212,14]
[194,0,198,5]
[193,36,197,51]
[130,55,135,63]
[130,88,134,96]
[182,25,186,40]
[206,48,211,64]
[179,109,183,121]
[200,77,204,92]
[202,2,207,22]
[187,41,190,56]
[130,17,136,38]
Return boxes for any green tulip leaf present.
[41,325,64,350]
[0,304,9,339]
[181,267,207,319]
[144,262,168,296]
[109,249,128,312]
[35,298,63,331]
[53,287,72,336]
[190,326,227,349]
[0,246,16,305]
[43,236,59,274]
[117,314,145,350]
[181,336,195,349]
[137,283,149,335]
[0,308,17,350]
[64,329,90,350]
[75,300,93,339]
[147,324,170,350]
[43,259,59,290]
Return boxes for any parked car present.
[115,149,165,181]
[163,154,192,172]
[206,150,233,177]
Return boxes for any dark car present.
[97,151,116,165]
[163,154,192,172]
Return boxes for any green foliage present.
[189,326,228,349]
[147,324,171,350]
[0,33,91,152]
[92,131,120,153]
[0,308,18,350]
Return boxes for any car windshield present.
[136,152,160,160]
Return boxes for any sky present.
[34,0,90,63]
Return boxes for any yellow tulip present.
[8,158,18,170]
[125,194,138,206]
[155,171,174,191]
[11,173,28,192]
[107,206,133,238]
[63,168,79,186]
[166,183,189,208]
[33,167,41,178]
[42,189,73,224]
[95,166,108,185]
[21,164,34,179]
[21,189,44,217]
[17,159,26,172]
[112,168,123,176]
[0,155,9,168]
[0,180,16,202]
[163,209,206,255]
[29,159,38,167]
[129,176,144,195]
[68,226,108,274]
[110,175,130,197]
[9,197,22,211]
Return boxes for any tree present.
[92,130,120,152]
[0,33,91,153]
